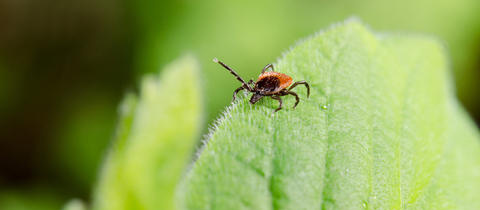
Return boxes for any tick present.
[213,58,310,112]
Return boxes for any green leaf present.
[92,55,203,210]
[178,19,480,209]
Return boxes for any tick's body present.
[213,58,310,112]
[255,71,292,94]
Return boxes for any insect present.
[213,58,310,112]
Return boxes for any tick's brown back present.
[256,72,292,94]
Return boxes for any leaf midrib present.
[319,28,353,210]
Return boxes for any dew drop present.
[362,201,368,208]
[321,104,329,110]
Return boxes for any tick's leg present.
[288,81,310,98]
[248,79,255,88]
[261,64,275,73]
[271,95,283,112]
[214,58,252,91]
[232,86,245,102]
[286,91,300,108]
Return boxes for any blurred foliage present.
[0,188,63,210]
[92,55,203,210]
[52,93,117,192]
[62,199,87,210]
[0,0,133,198]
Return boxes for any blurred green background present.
[0,0,479,208]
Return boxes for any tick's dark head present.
[249,93,263,104]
